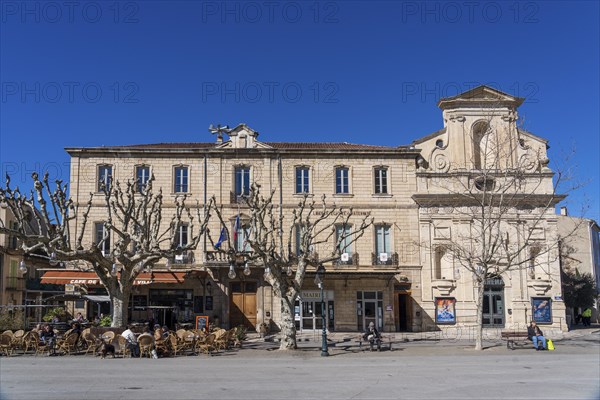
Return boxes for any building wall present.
[62,88,569,334]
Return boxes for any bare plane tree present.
[0,173,211,327]
[209,184,372,350]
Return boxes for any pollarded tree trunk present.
[474,280,485,350]
[279,296,297,350]
[105,278,133,328]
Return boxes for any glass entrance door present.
[483,287,504,326]
[295,299,330,331]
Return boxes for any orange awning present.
[40,271,189,285]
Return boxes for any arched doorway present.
[482,277,505,327]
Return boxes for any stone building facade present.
[52,86,567,334]
[558,211,600,324]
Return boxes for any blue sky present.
[1,1,598,221]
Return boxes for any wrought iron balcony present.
[371,252,399,266]
[230,191,249,204]
[171,251,194,265]
[334,253,359,266]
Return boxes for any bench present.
[358,335,392,351]
[501,331,530,350]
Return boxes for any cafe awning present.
[40,271,189,285]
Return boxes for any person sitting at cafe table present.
[40,324,56,355]
[74,312,85,323]
[161,325,170,339]
[122,325,140,357]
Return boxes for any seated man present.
[122,325,140,357]
[362,322,382,351]
[527,321,547,351]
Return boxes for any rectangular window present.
[94,222,110,256]
[335,167,349,194]
[9,221,18,249]
[174,166,189,193]
[8,260,18,288]
[175,224,188,248]
[374,167,388,194]
[336,224,352,255]
[98,165,112,192]
[136,166,150,192]
[295,167,310,194]
[235,166,250,197]
[375,225,391,259]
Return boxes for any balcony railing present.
[372,252,399,266]
[230,191,249,204]
[205,250,254,264]
[171,251,194,265]
[334,253,359,266]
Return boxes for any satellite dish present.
[341,253,349,262]
[379,253,388,262]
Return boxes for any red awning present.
[40,271,189,285]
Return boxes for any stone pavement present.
[1,326,598,400]
[249,324,600,353]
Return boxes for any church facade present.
[56,86,567,335]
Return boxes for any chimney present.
[215,133,223,145]
[560,206,568,216]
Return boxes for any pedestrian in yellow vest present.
[582,308,592,326]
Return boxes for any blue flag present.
[214,227,227,249]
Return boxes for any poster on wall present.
[532,297,552,324]
[195,315,209,333]
[435,298,456,324]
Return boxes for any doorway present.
[482,279,505,326]
[357,291,383,331]
[397,294,412,332]
[230,281,257,329]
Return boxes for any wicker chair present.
[213,329,233,350]
[168,333,184,357]
[196,333,216,355]
[114,335,131,358]
[21,331,37,353]
[138,334,154,358]
[56,333,80,355]
[0,334,13,356]
[82,332,98,355]
[100,331,116,343]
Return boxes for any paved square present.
[1,333,599,400]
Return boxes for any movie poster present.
[435,298,456,324]
[532,297,552,324]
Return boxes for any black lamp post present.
[314,264,329,357]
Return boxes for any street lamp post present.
[314,264,329,357]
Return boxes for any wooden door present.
[230,282,257,329]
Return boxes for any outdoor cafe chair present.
[168,333,184,357]
[21,331,37,353]
[115,335,131,358]
[57,333,79,355]
[0,334,13,356]
[100,331,116,343]
[138,334,154,358]
[196,333,216,355]
[83,332,98,355]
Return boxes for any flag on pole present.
[214,227,227,249]
[233,215,240,243]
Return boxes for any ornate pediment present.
[215,124,274,150]
[437,85,524,110]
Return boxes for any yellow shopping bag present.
[547,339,555,351]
